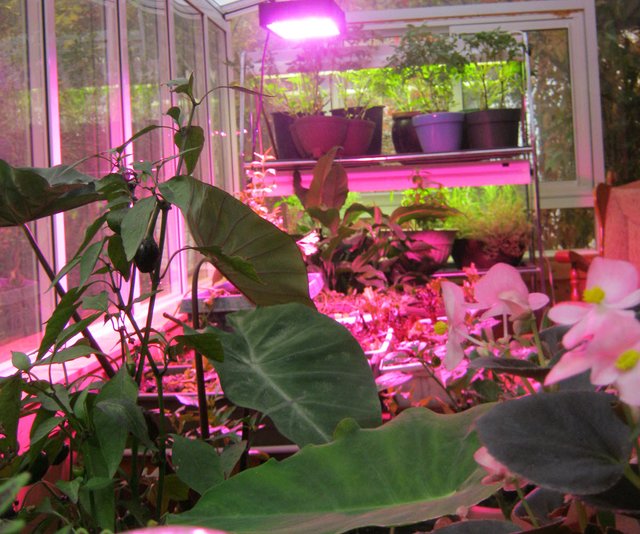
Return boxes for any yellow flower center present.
[434,321,448,335]
[583,286,605,304]
[615,349,640,372]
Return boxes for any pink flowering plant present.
[430,258,640,532]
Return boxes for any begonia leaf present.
[476,391,632,494]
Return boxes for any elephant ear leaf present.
[0,159,99,227]
[159,175,313,307]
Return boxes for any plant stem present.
[191,258,212,439]
[515,485,540,528]
[21,224,116,377]
[624,464,640,490]
[575,499,589,532]
[530,317,547,367]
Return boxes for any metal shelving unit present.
[253,145,545,291]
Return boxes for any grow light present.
[258,0,346,40]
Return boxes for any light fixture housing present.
[259,0,346,41]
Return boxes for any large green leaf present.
[0,377,22,452]
[171,434,225,494]
[168,405,498,533]
[304,147,348,211]
[0,159,99,227]
[159,176,312,307]
[210,303,381,446]
[476,391,632,495]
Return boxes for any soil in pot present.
[451,238,525,269]
[412,112,465,153]
[391,111,422,154]
[290,115,349,159]
[465,108,521,149]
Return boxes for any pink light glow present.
[267,17,342,40]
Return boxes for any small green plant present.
[461,30,524,110]
[332,68,379,118]
[386,26,466,111]
[396,172,459,230]
[444,185,531,258]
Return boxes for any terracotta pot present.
[465,108,521,149]
[391,229,456,278]
[451,238,524,269]
[289,115,349,159]
[341,118,375,157]
[391,111,422,154]
[332,105,385,155]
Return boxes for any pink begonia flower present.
[548,257,640,349]
[436,280,469,370]
[474,446,527,491]
[545,313,640,406]
[473,263,549,321]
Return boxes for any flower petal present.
[444,336,466,370]
[610,288,640,310]
[544,349,593,384]
[587,257,639,302]
[547,302,590,325]
[528,292,550,311]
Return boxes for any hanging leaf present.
[171,434,225,494]
[107,234,130,280]
[121,196,156,261]
[159,176,312,307]
[37,287,85,360]
[476,391,632,495]
[207,303,382,446]
[175,330,224,362]
[0,159,99,227]
[168,405,497,533]
[174,125,204,175]
[304,147,348,211]
[0,377,23,452]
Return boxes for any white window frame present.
[348,0,604,210]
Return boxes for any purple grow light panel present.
[259,0,346,40]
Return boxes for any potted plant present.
[327,28,386,156]
[461,29,525,149]
[377,67,423,154]
[386,26,467,153]
[265,37,381,160]
[385,173,460,281]
[443,185,531,268]
[331,68,385,155]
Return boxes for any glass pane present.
[0,1,44,356]
[127,0,168,165]
[56,0,119,297]
[127,0,173,296]
[528,28,576,183]
[174,0,209,181]
[208,18,227,186]
[173,0,210,283]
[540,207,595,250]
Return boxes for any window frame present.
[0,0,232,366]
